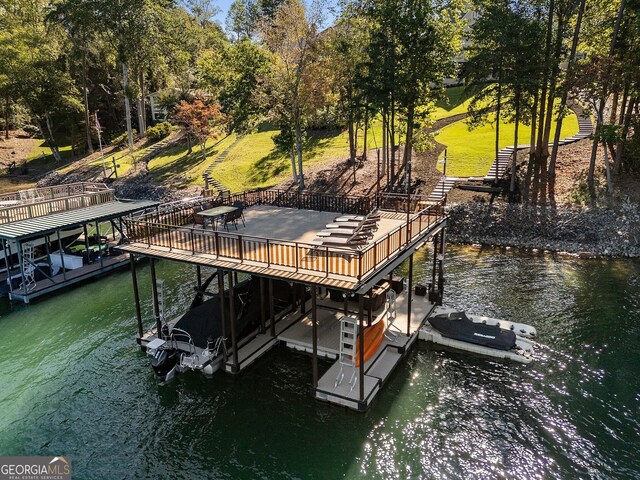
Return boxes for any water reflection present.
[0,248,638,479]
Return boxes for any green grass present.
[209,121,393,192]
[435,112,580,177]
[432,86,479,121]
[27,138,74,162]
[147,134,238,187]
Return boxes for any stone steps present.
[202,135,242,195]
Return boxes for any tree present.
[226,0,258,40]
[173,99,226,161]
[259,0,325,190]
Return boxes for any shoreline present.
[445,202,640,259]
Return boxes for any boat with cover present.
[420,307,536,364]
[144,274,294,382]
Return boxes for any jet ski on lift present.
[420,307,537,364]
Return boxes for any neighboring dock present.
[0,183,158,303]
[121,189,448,411]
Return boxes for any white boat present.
[419,307,536,364]
[142,275,295,382]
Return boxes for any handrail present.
[0,189,116,224]
[0,182,110,204]
[122,196,446,282]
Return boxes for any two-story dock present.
[120,190,447,411]
[0,183,158,303]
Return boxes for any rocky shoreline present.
[445,202,640,258]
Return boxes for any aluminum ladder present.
[335,316,358,391]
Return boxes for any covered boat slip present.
[0,190,159,302]
[0,182,114,224]
[124,190,448,411]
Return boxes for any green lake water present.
[0,246,638,479]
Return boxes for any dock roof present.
[0,199,158,241]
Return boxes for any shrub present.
[146,122,172,142]
[110,130,138,146]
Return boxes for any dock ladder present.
[335,316,358,391]
[21,243,36,291]
[385,290,401,339]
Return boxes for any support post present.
[269,278,275,337]
[150,258,162,337]
[228,270,239,372]
[83,223,90,262]
[2,241,11,293]
[96,221,104,269]
[57,229,67,281]
[217,270,227,363]
[129,254,143,339]
[431,233,438,298]
[311,286,318,389]
[259,277,266,334]
[437,229,446,306]
[407,253,414,336]
[358,294,365,402]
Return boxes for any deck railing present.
[0,188,116,224]
[123,191,446,283]
[0,182,110,205]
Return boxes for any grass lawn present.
[210,121,393,192]
[435,112,580,177]
[28,138,74,162]
[148,134,237,187]
[432,86,480,121]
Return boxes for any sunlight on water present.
[0,248,638,479]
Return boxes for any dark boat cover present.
[428,311,517,351]
[172,277,293,349]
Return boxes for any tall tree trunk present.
[618,82,629,125]
[382,110,387,185]
[390,94,396,186]
[122,64,134,148]
[614,96,637,173]
[348,120,356,163]
[609,91,619,124]
[510,90,520,194]
[524,91,539,204]
[550,0,585,188]
[403,105,415,192]
[362,108,368,162]
[138,69,147,133]
[82,52,94,154]
[4,96,9,140]
[588,0,627,195]
[296,118,304,190]
[494,74,502,184]
[44,113,63,162]
[290,145,298,181]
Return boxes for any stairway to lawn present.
[202,136,243,195]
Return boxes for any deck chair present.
[232,201,246,222]
[192,206,205,225]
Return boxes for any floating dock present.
[0,183,158,302]
[121,190,448,411]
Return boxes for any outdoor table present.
[199,206,238,230]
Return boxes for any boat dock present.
[0,183,158,302]
[121,190,447,411]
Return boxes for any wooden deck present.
[120,202,446,290]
